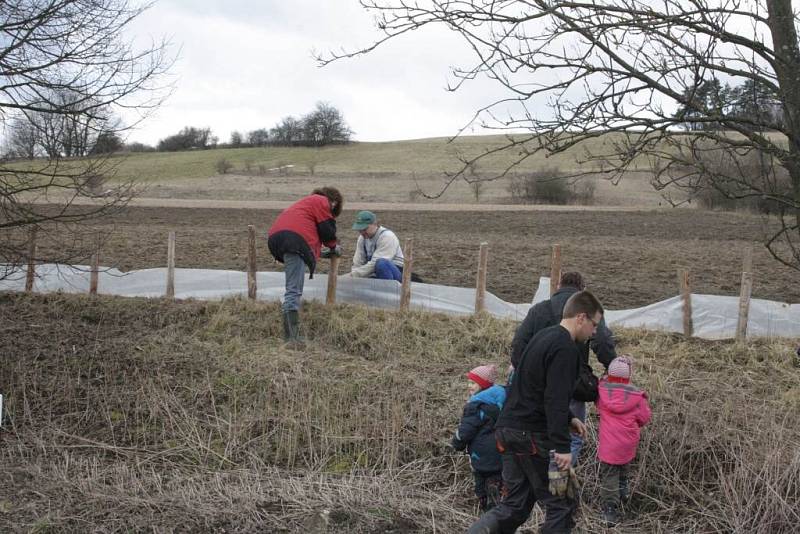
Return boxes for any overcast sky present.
[124,0,508,145]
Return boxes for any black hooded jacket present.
[510,285,617,370]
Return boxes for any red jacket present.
[596,377,651,465]
[267,194,337,276]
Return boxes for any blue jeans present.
[569,399,586,466]
[374,258,402,281]
[282,252,306,312]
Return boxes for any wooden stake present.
[550,244,561,296]
[742,246,753,275]
[90,251,100,295]
[400,238,414,311]
[679,268,693,337]
[475,242,489,313]
[166,231,176,298]
[247,225,257,300]
[326,255,340,305]
[736,271,753,342]
[25,227,37,292]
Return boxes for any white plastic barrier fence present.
[2,265,799,339]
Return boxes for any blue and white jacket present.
[451,385,507,474]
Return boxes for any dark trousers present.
[474,471,503,511]
[599,461,630,506]
[468,428,576,534]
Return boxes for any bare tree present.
[270,116,304,146]
[321,0,800,270]
[0,0,173,278]
[5,118,38,160]
[302,102,353,146]
[247,128,270,147]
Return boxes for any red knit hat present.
[467,364,497,390]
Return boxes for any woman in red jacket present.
[267,187,343,342]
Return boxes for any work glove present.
[548,466,570,498]
[320,245,342,258]
[548,450,569,498]
[567,467,581,500]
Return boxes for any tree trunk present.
[766,0,800,234]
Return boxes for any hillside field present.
[28,204,796,309]
[106,137,667,207]
[4,135,800,532]
[1,293,798,532]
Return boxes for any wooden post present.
[89,250,100,295]
[678,268,693,337]
[736,271,753,341]
[550,244,561,296]
[25,227,37,292]
[326,255,340,305]
[475,242,489,313]
[166,231,176,298]
[247,225,257,300]
[400,238,414,311]
[742,246,753,275]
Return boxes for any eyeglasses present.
[585,314,599,328]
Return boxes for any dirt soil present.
[63,205,798,309]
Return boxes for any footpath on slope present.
[64,196,669,212]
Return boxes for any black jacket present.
[510,285,616,370]
[498,325,578,454]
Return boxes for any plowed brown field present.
[61,205,797,309]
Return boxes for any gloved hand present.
[548,466,570,498]
[548,450,570,498]
[320,245,342,258]
[567,467,581,500]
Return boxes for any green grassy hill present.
[2,292,798,532]
[112,136,602,184]
[102,135,665,206]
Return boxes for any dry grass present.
[1,292,798,532]
[103,137,667,206]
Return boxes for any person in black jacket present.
[468,290,604,534]
[510,272,616,465]
[452,364,507,512]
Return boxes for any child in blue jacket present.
[451,364,507,512]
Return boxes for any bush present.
[215,158,233,174]
[672,149,788,215]
[469,180,484,202]
[507,169,596,205]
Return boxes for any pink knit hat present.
[467,364,497,390]
[608,356,632,380]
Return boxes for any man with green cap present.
[349,210,405,281]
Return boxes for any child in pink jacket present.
[596,355,651,526]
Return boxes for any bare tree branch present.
[321,0,800,269]
[0,0,175,277]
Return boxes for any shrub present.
[469,180,484,202]
[507,168,596,205]
[215,158,233,175]
[671,149,788,215]
[82,174,107,196]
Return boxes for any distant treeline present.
[150,102,353,153]
[2,101,353,159]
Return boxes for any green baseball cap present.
[352,210,376,230]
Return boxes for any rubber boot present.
[466,512,501,534]
[283,309,306,348]
[602,502,621,527]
